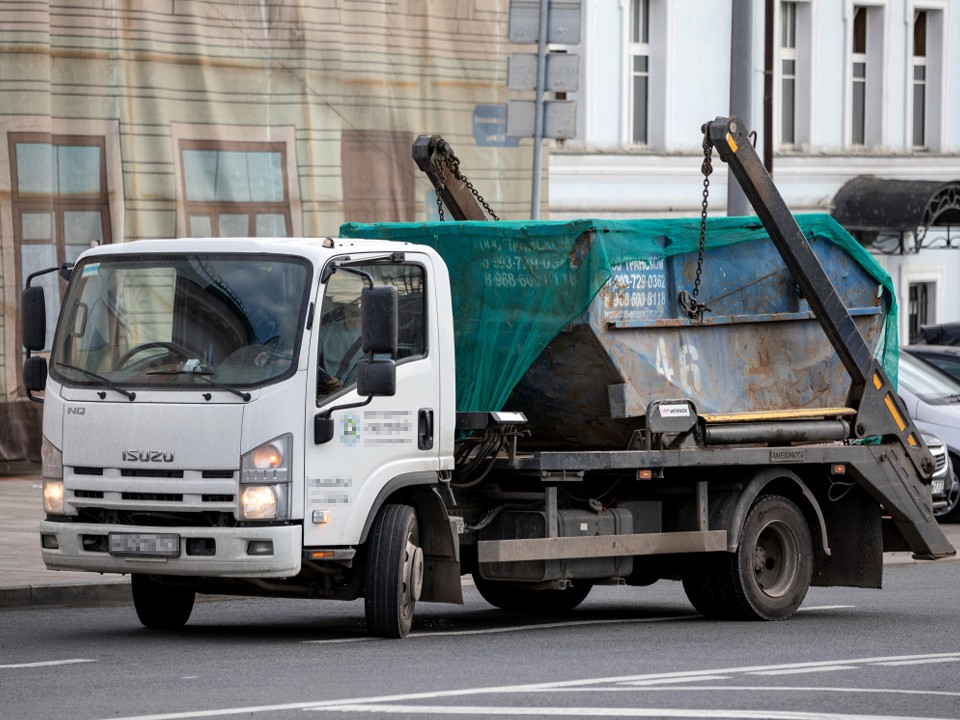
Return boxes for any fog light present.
[240,485,279,520]
[247,540,274,556]
[43,479,65,514]
[41,533,59,549]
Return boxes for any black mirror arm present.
[314,395,374,445]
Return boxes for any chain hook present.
[434,144,500,222]
[678,123,714,322]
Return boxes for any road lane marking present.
[623,675,730,686]
[797,605,855,612]
[300,605,854,645]
[0,658,96,670]
[749,665,859,676]
[306,703,951,719]
[91,652,960,720]
[877,658,960,667]
[533,686,960,698]
[303,614,699,644]
[299,602,855,646]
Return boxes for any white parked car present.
[897,351,960,522]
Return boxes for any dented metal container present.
[507,232,890,450]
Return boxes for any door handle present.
[418,409,434,450]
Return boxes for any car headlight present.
[239,434,292,521]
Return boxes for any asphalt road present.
[3,560,959,720]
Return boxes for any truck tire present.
[364,504,423,638]
[472,576,592,613]
[131,574,195,629]
[682,494,812,621]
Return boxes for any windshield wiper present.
[147,369,251,402]
[55,362,136,401]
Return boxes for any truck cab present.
[26,236,458,636]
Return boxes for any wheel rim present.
[400,531,423,619]
[752,519,801,598]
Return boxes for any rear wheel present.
[131,574,196,629]
[365,504,423,638]
[473,576,592,613]
[682,494,812,621]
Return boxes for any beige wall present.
[0,0,536,461]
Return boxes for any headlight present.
[43,478,65,515]
[239,434,292,521]
[241,485,284,520]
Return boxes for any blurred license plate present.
[109,532,180,558]
[932,480,945,496]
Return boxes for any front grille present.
[76,506,237,528]
[934,451,947,473]
[121,469,184,479]
[67,467,238,525]
[928,444,948,476]
[121,492,183,502]
[74,467,104,476]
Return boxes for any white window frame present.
[620,0,666,149]
[845,1,887,148]
[898,265,943,346]
[907,2,946,153]
[775,0,815,150]
[170,123,301,238]
[0,116,122,400]
[625,0,650,146]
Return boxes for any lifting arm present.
[704,116,953,559]
[412,135,495,222]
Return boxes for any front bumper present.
[39,520,302,578]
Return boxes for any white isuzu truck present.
[22,118,953,637]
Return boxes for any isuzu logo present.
[122,450,175,463]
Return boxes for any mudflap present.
[850,447,955,560]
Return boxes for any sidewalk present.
[0,470,131,610]
[2,468,958,611]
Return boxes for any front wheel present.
[131,574,196,629]
[682,494,813,621]
[364,504,423,638]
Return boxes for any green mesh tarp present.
[340,214,897,413]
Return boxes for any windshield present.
[51,253,311,391]
[898,352,960,402]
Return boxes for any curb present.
[0,581,131,611]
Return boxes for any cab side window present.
[317,263,425,401]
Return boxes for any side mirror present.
[358,359,396,397]
[361,285,398,354]
[21,286,46,352]
[23,356,48,403]
[314,415,335,445]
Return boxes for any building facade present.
[553,0,960,343]
[0,0,530,463]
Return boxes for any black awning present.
[832,176,960,233]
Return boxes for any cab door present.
[302,253,442,547]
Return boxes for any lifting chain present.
[678,124,714,322]
[433,146,500,222]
